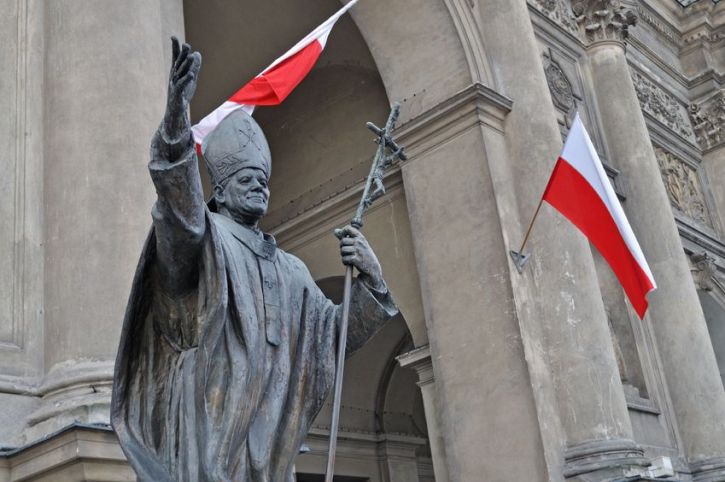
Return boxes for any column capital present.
[571,0,637,46]
[397,345,434,387]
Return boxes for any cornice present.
[636,2,683,49]
[394,82,512,155]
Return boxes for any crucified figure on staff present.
[111,38,398,482]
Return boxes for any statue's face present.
[215,167,270,223]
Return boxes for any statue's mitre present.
[201,109,271,186]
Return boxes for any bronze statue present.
[111,38,397,482]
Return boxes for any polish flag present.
[542,114,656,319]
[191,0,360,151]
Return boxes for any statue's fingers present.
[189,52,202,75]
[171,37,180,64]
[339,225,361,239]
[340,237,355,246]
[342,255,358,266]
[176,70,197,93]
[174,54,194,82]
[173,43,190,73]
[340,246,356,255]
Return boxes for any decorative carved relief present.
[689,90,725,150]
[654,146,712,226]
[570,0,637,44]
[527,0,580,36]
[631,70,696,143]
[543,50,576,118]
[690,252,718,292]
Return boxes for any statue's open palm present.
[164,37,202,145]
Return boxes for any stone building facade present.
[0,0,724,480]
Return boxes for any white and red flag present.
[542,114,656,319]
[191,0,360,151]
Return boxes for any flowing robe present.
[111,139,397,482]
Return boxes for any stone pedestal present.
[584,31,725,482]
[0,425,133,482]
[30,0,184,442]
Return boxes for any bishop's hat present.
[201,109,271,186]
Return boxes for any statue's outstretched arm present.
[148,38,205,297]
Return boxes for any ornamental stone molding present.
[631,70,696,143]
[654,146,712,227]
[635,3,682,49]
[543,50,576,117]
[689,90,725,151]
[570,0,637,44]
[690,252,718,292]
[527,0,580,36]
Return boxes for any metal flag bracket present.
[510,250,531,273]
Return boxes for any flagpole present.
[510,197,545,273]
[518,197,545,255]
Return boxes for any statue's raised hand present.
[162,37,202,147]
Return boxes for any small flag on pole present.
[191,0,360,151]
[542,113,656,319]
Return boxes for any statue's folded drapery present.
[111,149,397,482]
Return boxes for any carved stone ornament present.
[570,0,637,44]
[527,0,580,36]
[654,146,712,227]
[631,70,696,143]
[689,90,725,151]
[690,252,717,292]
[543,50,576,116]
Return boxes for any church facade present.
[0,0,724,480]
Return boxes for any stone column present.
[464,0,643,479]
[30,0,184,441]
[577,2,725,478]
[400,81,641,482]
[397,346,450,482]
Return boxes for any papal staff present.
[324,103,407,482]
